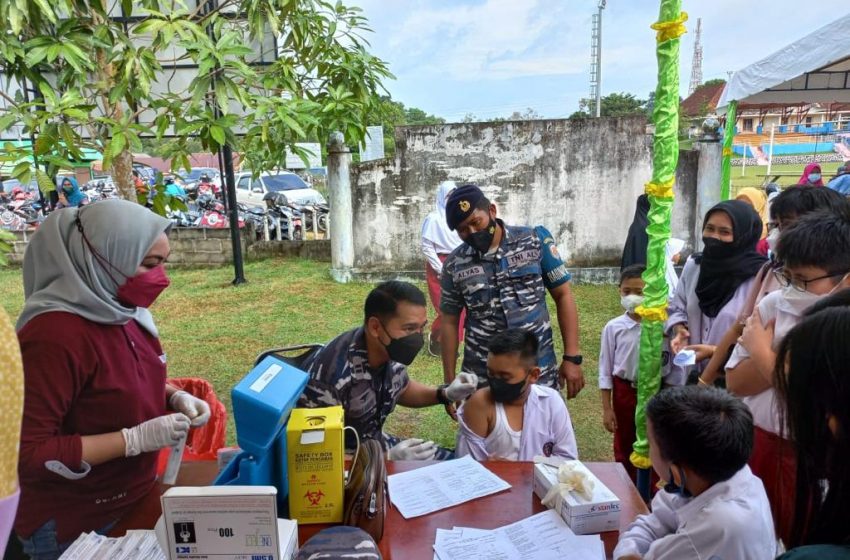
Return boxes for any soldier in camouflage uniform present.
[440,184,585,397]
[298,281,478,460]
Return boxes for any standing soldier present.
[439,184,585,402]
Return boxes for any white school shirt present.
[614,465,777,560]
[726,290,800,436]
[598,313,681,390]
[455,384,578,461]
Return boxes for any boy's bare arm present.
[462,389,493,438]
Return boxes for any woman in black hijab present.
[666,200,766,376]
[621,194,650,270]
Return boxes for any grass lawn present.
[730,160,843,193]
[0,258,620,461]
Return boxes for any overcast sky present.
[350,0,850,121]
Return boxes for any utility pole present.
[688,18,703,96]
[589,0,606,117]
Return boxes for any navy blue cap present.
[445,184,487,230]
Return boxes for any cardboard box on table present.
[286,406,345,525]
[157,485,299,560]
[213,356,309,514]
[533,461,621,535]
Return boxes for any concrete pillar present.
[694,141,723,250]
[327,132,354,283]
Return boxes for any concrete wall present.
[351,117,699,272]
[4,227,330,267]
[248,239,331,261]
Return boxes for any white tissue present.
[541,461,595,504]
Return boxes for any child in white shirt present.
[456,329,578,461]
[600,265,679,483]
[614,386,776,560]
[725,209,850,546]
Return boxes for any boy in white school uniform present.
[455,329,578,461]
[599,264,679,484]
[614,386,776,560]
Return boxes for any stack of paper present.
[432,510,605,560]
[59,530,166,560]
[387,455,512,518]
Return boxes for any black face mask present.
[380,323,424,366]
[701,236,737,259]
[466,218,497,253]
[488,373,529,403]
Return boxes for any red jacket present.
[16,312,166,542]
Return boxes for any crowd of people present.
[1,171,849,559]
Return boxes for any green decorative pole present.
[632,0,687,501]
[720,100,738,200]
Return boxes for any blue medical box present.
[213,356,309,512]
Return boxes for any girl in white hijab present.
[421,181,465,356]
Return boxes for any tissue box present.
[532,461,621,534]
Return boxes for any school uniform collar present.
[525,384,552,414]
[674,465,753,526]
[621,312,641,328]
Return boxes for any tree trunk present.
[111,149,136,201]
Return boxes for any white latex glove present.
[122,413,190,457]
[445,372,479,401]
[169,390,211,427]
[388,438,437,461]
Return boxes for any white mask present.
[766,228,780,253]
[621,294,644,313]
[781,285,822,315]
[781,274,848,315]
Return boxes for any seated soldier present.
[298,281,478,460]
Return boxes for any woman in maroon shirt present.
[14,199,211,559]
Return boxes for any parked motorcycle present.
[295,201,328,234]
[263,193,303,240]
[167,196,200,228]
[238,203,272,240]
[1,198,44,231]
[197,194,244,229]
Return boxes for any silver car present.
[234,171,326,207]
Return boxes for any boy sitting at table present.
[614,386,776,560]
[455,329,578,460]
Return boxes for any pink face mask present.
[117,265,170,308]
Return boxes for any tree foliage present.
[703,78,726,88]
[0,0,393,202]
[575,92,649,119]
[369,96,444,157]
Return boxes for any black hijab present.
[695,200,767,318]
[621,194,651,270]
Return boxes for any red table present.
[111,460,647,559]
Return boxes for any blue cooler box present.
[214,356,309,512]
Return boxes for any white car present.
[234,171,326,207]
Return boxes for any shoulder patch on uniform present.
[546,264,570,284]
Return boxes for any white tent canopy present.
[717,12,850,112]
